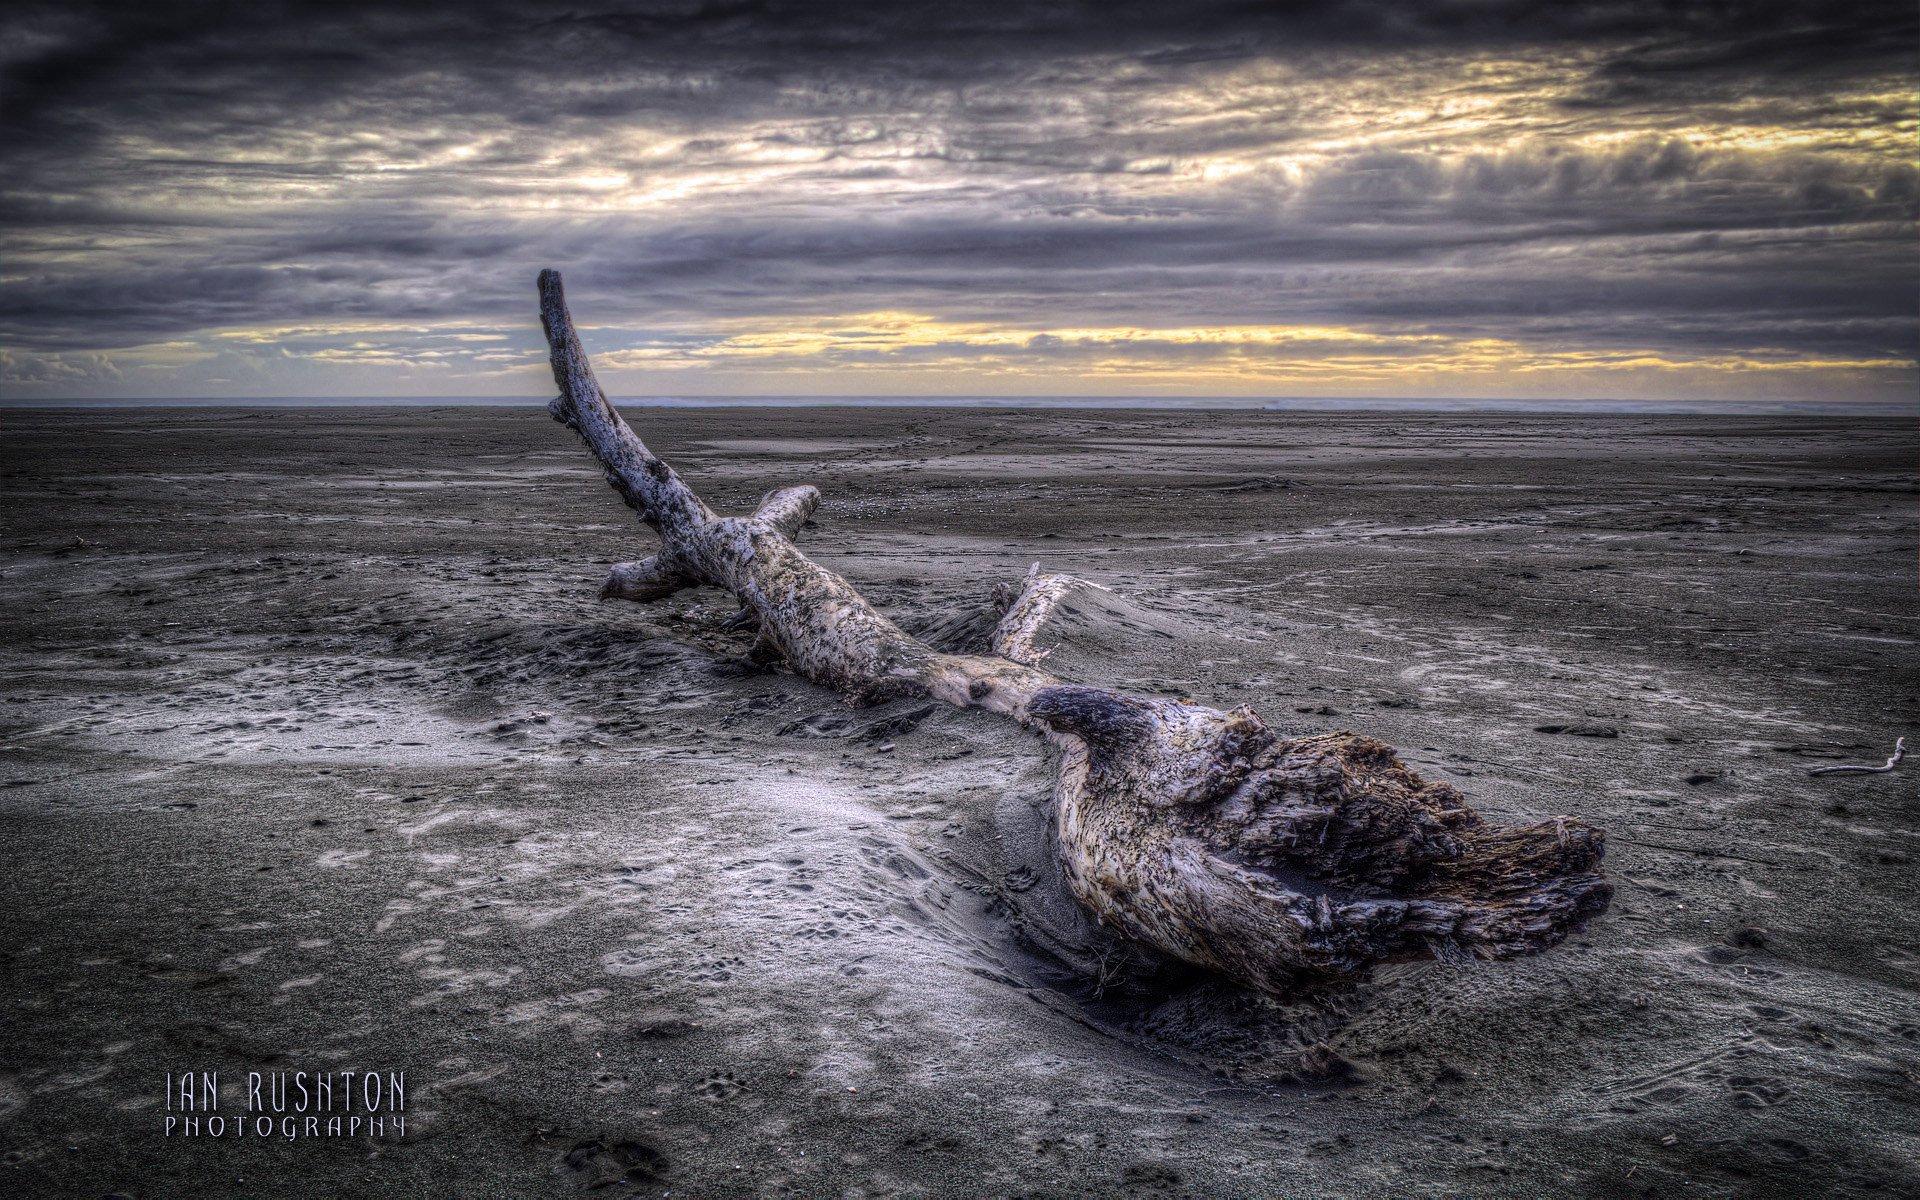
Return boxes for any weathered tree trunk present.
[536,270,1611,995]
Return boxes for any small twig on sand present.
[1808,736,1906,777]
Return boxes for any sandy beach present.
[1,404,1915,1197]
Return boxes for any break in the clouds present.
[0,0,1914,401]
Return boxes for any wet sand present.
[1,405,1916,1197]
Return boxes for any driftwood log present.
[536,270,1611,995]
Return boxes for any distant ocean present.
[3,395,1914,416]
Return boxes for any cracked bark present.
[537,269,1612,994]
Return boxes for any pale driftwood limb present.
[992,564,1109,666]
[755,485,820,538]
[601,554,691,601]
[1808,736,1906,776]
[602,487,818,602]
[536,270,1611,994]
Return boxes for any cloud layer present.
[1,1,1913,400]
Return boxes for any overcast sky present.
[1,1,1913,402]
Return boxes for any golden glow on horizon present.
[80,311,1906,396]
[571,312,1910,390]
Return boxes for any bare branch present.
[600,554,692,602]
[992,565,1108,666]
[539,269,712,538]
[603,487,819,605]
[754,485,820,538]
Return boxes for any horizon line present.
[1,394,1915,417]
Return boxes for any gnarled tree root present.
[536,269,1611,995]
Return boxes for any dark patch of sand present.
[1,406,1916,1196]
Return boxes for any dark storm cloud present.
[0,0,1913,397]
